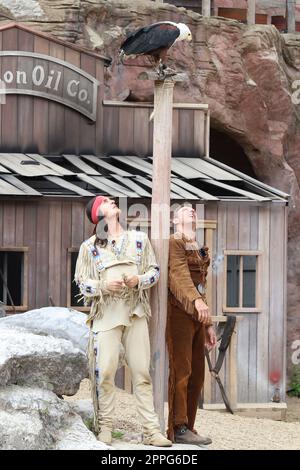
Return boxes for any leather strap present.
[205,315,236,414]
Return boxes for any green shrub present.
[112,431,124,439]
[288,366,300,397]
[84,418,94,431]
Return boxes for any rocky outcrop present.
[0,308,89,395]
[0,307,89,352]
[0,385,109,450]
[0,308,113,449]
[0,0,44,19]
[0,324,88,395]
[69,399,94,426]
[0,308,89,396]
[0,0,300,375]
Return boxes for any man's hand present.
[123,275,139,288]
[205,326,217,351]
[106,280,125,292]
[194,298,211,324]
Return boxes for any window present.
[0,248,28,311]
[223,251,261,312]
[67,248,87,310]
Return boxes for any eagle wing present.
[120,23,180,55]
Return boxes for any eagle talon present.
[157,61,167,78]
[156,65,177,79]
[163,67,177,76]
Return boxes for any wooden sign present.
[0,51,99,121]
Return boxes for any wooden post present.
[138,70,187,431]
[150,79,174,431]
[287,1,296,33]
[202,0,211,17]
[247,0,256,25]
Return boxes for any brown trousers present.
[166,302,205,441]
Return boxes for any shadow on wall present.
[210,128,257,178]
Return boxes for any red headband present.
[91,196,106,224]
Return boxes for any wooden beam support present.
[247,0,256,26]
[202,0,211,17]
[287,0,296,33]
[150,78,175,431]
[138,73,186,430]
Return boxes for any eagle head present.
[177,23,192,42]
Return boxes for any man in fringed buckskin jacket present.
[166,205,217,446]
[75,195,172,447]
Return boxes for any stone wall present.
[1,0,300,379]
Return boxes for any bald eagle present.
[119,22,192,76]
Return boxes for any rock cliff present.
[1,0,300,376]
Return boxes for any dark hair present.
[85,196,97,224]
[85,197,108,248]
[93,216,108,248]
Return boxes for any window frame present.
[0,246,29,312]
[67,247,89,312]
[223,250,262,313]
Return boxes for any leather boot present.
[175,425,212,445]
[143,432,172,447]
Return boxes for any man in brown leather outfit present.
[166,205,217,446]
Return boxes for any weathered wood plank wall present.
[0,199,93,309]
[0,27,209,157]
[206,202,287,404]
[0,199,287,403]
[0,27,105,155]
[102,102,209,158]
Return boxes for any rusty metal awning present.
[0,153,289,202]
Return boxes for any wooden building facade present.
[0,23,289,414]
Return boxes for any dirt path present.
[64,379,300,450]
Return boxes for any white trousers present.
[93,315,161,436]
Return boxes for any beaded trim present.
[107,232,129,259]
[84,241,105,272]
[79,281,97,295]
[135,235,143,265]
[139,265,160,287]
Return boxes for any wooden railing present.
[153,1,297,33]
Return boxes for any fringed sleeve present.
[168,237,201,314]
[137,235,160,290]
[74,242,109,305]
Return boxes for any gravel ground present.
[64,379,300,450]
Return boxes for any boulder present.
[0,307,89,352]
[69,399,94,426]
[0,385,110,450]
[0,325,88,395]
[0,307,125,372]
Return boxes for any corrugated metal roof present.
[27,154,75,176]
[0,153,289,202]
[1,174,42,196]
[82,155,133,177]
[177,158,241,181]
[63,155,101,176]
[0,153,59,177]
